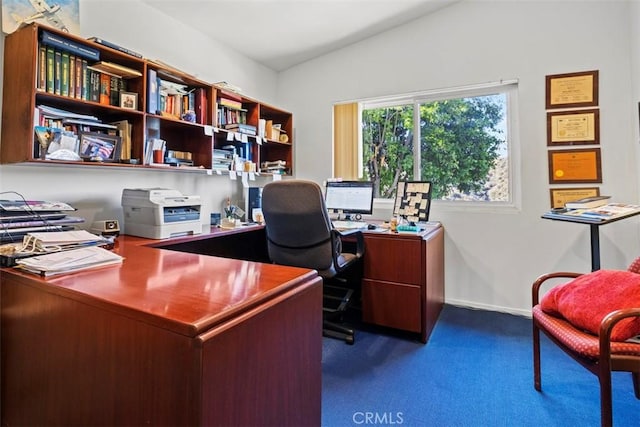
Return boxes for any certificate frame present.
[545,70,599,109]
[549,187,600,209]
[547,108,599,146]
[548,148,602,184]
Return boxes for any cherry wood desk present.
[1,226,322,426]
[164,223,445,343]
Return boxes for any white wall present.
[278,1,640,315]
[0,0,279,229]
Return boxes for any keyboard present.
[332,220,368,230]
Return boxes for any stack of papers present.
[15,246,123,277]
[23,230,108,252]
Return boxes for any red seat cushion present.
[540,269,640,341]
[533,306,640,358]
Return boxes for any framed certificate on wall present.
[548,148,602,184]
[545,70,599,109]
[547,109,599,146]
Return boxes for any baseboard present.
[445,298,532,318]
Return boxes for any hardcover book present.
[54,50,62,95]
[40,30,100,61]
[565,195,610,209]
[87,37,143,59]
[99,73,110,105]
[46,46,55,93]
[60,51,70,97]
[147,69,159,114]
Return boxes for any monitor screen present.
[325,181,374,219]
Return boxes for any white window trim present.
[361,80,521,213]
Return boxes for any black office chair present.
[261,179,365,344]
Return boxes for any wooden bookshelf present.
[1,23,293,175]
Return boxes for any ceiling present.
[142,0,459,71]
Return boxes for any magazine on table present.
[556,203,640,221]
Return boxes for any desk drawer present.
[361,279,421,333]
[363,235,422,284]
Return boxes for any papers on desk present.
[15,246,123,277]
[24,230,109,251]
[332,220,368,230]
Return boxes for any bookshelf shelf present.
[1,23,294,175]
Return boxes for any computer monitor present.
[393,181,432,224]
[325,180,374,220]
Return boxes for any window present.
[356,81,517,204]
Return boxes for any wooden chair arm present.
[532,271,583,306]
[598,308,640,368]
[600,308,640,342]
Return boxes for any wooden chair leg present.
[633,372,640,399]
[598,370,613,427]
[533,320,542,391]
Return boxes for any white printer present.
[121,188,202,239]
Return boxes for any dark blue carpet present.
[321,305,638,426]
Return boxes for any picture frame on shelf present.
[120,92,138,110]
[79,132,121,162]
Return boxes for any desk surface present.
[3,225,317,338]
[1,225,322,426]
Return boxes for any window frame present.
[360,80,521,213]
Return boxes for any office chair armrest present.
[334,229,365,258]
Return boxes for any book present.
[54,50,62,95]
[38,45,47,91]
[219,97,243,110]
[565,195,611,209]
[110,120,132,160]
[99,73,111,105]
[194,87,207,124]
[46,46,55,93]
[81,59,89,100]
[87,61,142,79]
[147,68,159,114]
[89,69,101,102]
[61,51,70,97]
[68,54,76,98]
[87,37,143,59]
[225,123,257,135]
[74,56,82,99]
[40,30,100,61]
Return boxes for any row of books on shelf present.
[147,69,207,124]
[37,42,137,108]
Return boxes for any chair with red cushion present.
[532,262,640,427]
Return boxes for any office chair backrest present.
[261,180,339,272]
